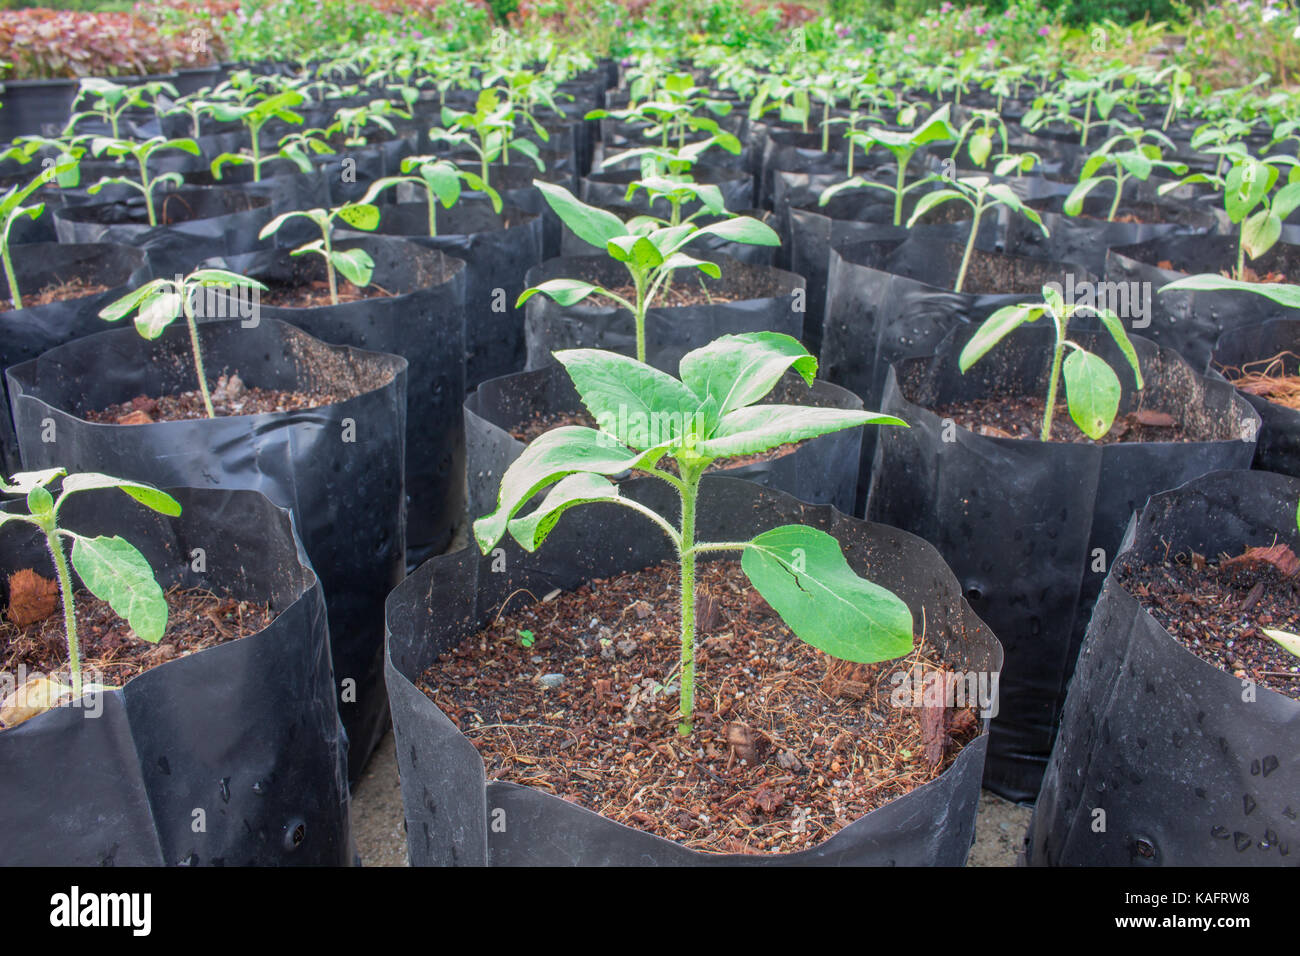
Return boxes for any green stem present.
[633,269,648,364]
[3,242,22,311]
[44,525,81,699]
[426,184,438,237]
[1041,325,1067,442]
[893,153,908,227]
[677,464,701,736]
[251,122,263,183]
[821,97,830,153]
[183,286,215,419]
[140,155,157,227]
[1081,93,1092,148]
[954,194,984,294]
[1108,172,1124,222]
[1237,231,1246,281]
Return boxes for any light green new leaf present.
[507,473,621,551]
[58,473,181,516]
[554,349,704,449]
[679,332,818,416]
[693,216,780,247]
[1063,348,1122,439]
[959,304,1042,372]
[741,525,914,663]
[697,405,905,459]
[336,203,380,231]
[70,535,168,643]
[134,290,184,339]
[516,278,599,308]
[331,247,375,287]
[1159,275,1300,310]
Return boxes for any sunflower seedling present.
[98,269,268,419]
[958,283,1144,441]
[1,155,79,311]
[0,468,180,705]
[87,136,201,227]
[518,182,779,363]
[474,333,914,736]
[257,201,382,306]
[361,155,501,237]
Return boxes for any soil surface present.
[2,576,274,694]
[1118,545,1300,700]
[589,279,743,309]
[935,394,1190,443]
[509,407,800,468]
[260,279,397,308]
[85,373,345,423]
[419,559,979,855]
[2,276,110,312]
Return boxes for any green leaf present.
[98,281,165,323]
[507,473,621,551]
[907,188,967,226]
[189,269,266,291]
[1063,177,1103,217]
[473,426,664,551]
[741,525,914,663]
[134,290,184,339]
[554,349,705,450]
[1159,275,1300,309]
[1092,308,1144,389]
[336,203,380,231]
[692,216,780,247]
[1242,210,1282,261]
[697,405,905,459]
[679,332,818,416]
[968,131,992,167]
[58,473,181,516]
[330,247,375,287]
[607,235,664,272]
[70,535,168,644]
[422,162,461,207]
[1063,348,1122,439]
[516,278,599,308]
[1261,628,1300,659]
[536,181,627,249]
[959,304,1042,372]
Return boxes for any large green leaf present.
[692,216,780,247]
[697,405,905,459]
[959,304,1042,372]
[507,473,621,551]
[553,349,705,450]
[535,181,627,249]
[516,278,600,308]
[1092,307,1144,390]
[1063,348,1121,439]
[679,332,818,416]
[741,525,914,663]
[1159,275,1300,309]
[473,426,664,551]
[58,473,181,516]
[70,535,168,644]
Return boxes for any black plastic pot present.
[1006,192,1220,278]
[822,236,1097,508]
[523,254,805,374]
[0,78,79,141]
[6,317,408,781]
[52,187,274,278]
[385,476,1002,865]
[868,324,1259,802]
[1,241,152,477]
[464,363,866,523]
[1212,318,1300,477]
[201,236,467,563]
[0,486,352,866]
[352,199,542,390]
[1028,470,1300,865]
[1106,234,1300,370]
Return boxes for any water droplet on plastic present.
[219,777,231,803]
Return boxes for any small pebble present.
[540,673,565,688]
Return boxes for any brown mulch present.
[259,279,396,308]
[1117,544,1300,701]
[419,560,980,854]
[934,395,1189,443]
[84,374,347,424]
[1220,352,1300,410]
[2,575,274,698]
[2,276,110,312]
[509,407,799,469]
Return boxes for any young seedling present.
[210,90,307,182]
[1065,126,1188,221]
[906,163,1049,293]
[817,105,958,227]
[1,156,79,311]
[87,136,201,227]
[1160,148,1300,280]
[211,127,334,182]
[591,72,736,153]
[65,78,175,139]
[98,269,268,419]
[326,99,413,148]
[950,108,1009,171]
[361,155,501,237]
[958,284,1144,441]
[473,333,914,735]
[257,202,382,306]
[518,182,779,363]
[432,88,544,184]
[0,468,180,702]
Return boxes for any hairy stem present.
[2,240,22,311]
[1041,319,1069,442]
[183,285,215,418]
[677,464,701,735]
[954,193,984,294]
[140,155,157,227]
[44,525,81,699]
